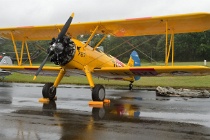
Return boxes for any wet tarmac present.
[0,82,210,140]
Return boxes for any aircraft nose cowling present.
[50,36,76,66]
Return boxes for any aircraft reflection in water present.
[43,100,141,139]
[12,99,141,140]
[91,101,141,120]
[42,99,141,119]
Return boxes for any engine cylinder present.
[50,36,76,66]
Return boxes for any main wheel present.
[42,83,56,100]
[92,84,105,101]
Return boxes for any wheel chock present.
[89,101,103,105]
[89,101,103,108]
[38,96,57,103]
[88,99,111,106]
[39,98,50,103]
[104,99,110,103]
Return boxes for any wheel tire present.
[42,83,56,100]
[92,84,105,101]
[129,83,133,90]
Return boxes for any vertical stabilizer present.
[127,51,141,80]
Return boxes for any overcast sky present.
[0,0,210,27]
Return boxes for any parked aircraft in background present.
[0,55,12,79]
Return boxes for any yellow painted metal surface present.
[25,41,32,66]
[84,25,98,48]
[93,34,107,50]
[165,33,175,66]
[0,65,61,71]
[88,99,110,106]
[0,13,210,40]
[84,65,94,88]
[89,101,103,105]
[39,98,50,103]
[53,68,66,87]
[20,41,25,65]
[39,97,57,103]
[165,21,168,65]
[95,66,210,76]
[104,99,111,103]
[65,39,116,71]
[10,32,20,65]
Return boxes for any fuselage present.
[65,39,126,72]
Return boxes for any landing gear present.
[92,84,105,101]
[84,66,105,101]
[129,81,133,90]
[42,83,56,100]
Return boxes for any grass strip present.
[3,72,210,89]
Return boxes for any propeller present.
[33,13,74,80]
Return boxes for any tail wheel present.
[129,83,133,90]
[42,83,56,100]
[129,81,134,90]
[92,84,105,101]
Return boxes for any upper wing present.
[93,66,210,80]
[0,13,210,40]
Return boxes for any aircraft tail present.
[127,50,141,80]
[0,56,13,65]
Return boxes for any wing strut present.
[84,26,99,48]
[24,41,32,66]
[165,21,175,66]
[10,33,33,66]
[10,32,20,66]
[93,34,107,50]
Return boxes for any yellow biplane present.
[0,12,210,101]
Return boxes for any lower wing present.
[0,66,61,76]
[1,65,210,80]
[0,65,86,77]
[93,66,210,80]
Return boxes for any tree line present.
[0,30,210,64]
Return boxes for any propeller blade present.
[57,13,74,41]
[33,13,74,80]
[33,53,50,80]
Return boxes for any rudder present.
[127,50,141,81]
